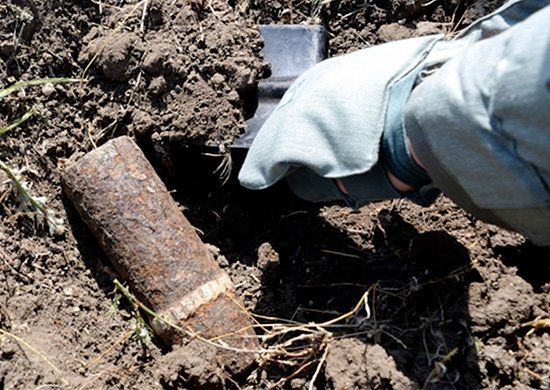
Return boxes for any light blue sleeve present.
[406,1,550,245]
[238,35,442,189]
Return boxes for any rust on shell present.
[61,136,257,373]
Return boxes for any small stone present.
[63,287,73,296]
[149,76,167,95]
[42,83,56,97]
[210,73,225,87]
[226,90,240,104]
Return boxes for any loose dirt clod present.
[325,338,414,390]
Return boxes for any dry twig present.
[0,328,68,385]
[522,316,550,336]
[114,280,376,385]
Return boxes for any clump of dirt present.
[1,1,549,389]
[325,338,414,389]
[77,0,268,151]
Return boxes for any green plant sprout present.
[0,77,80,235]
[0,77,79,100]
[0,105,38,135]
[0,160,65,235]
[111,281,154,345]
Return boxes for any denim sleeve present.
[405,2,550,245]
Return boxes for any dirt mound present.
[1,1,549,389]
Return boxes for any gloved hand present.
[238,33,445,207]
[237,0,540,208]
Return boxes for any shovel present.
[233,24,327,148]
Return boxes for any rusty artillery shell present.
[62,136,257,373]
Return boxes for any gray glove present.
[238,34,444,204]
[238,0,543,208]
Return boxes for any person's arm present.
[405,3,550,245]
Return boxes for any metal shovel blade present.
[232,24,327,148]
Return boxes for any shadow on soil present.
[168,146,483,389]
[494,242,550,293]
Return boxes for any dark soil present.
[1,0,549,389]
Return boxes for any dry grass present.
[113,279,376,388]
[0,78,79,235]
[0,328,69,386]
